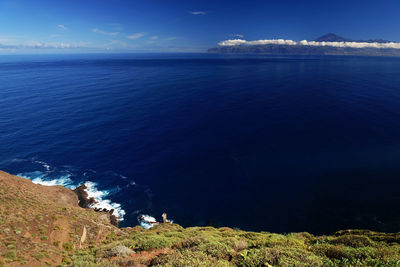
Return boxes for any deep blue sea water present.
[1,53,400,234]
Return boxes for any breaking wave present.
[138,214,174,229]
[138,214,158,229]
[8,159,127,221]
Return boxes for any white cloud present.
[0,41,88,49]
[189,11,206,15]
[218,38,400,49]
[231,34,244,38]
[92,28,119,36]
[149,36,158,40]
[219,39,296,46]
[165,37,177,41]
[27,42,86,49]
[127,32,146,39]
[57,24,68,30]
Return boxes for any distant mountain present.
[315,33,351,42]
[361,38,392,44]
[208,33,400,56]
[315,33,391,43]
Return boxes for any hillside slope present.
[0,171,121,266]
[1,171,400,266]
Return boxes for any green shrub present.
[330,235,374,248]
[4,250,17,261]
[196,240,233,259]
[312,243,375,261]
[62,256,72,264]
[14,228,22,235]
[151,250,231,267]
[233,240,248,252]
[70,254,95,265]
[129,235,175,251]
[163,231,186,239]
[238,232,267,248]
[312,243,350,259]
[179,236,207,248]
[31,251,46,260]
[235,248,269,267]
[272,247,323,267]
[63,242,73,251]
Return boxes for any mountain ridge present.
[208,33,400,56]
[315,33,391,43]
[315,33,351,42]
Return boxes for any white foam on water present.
[34,160,51,171]
[139,214,158,229]
[32,175,73,187]
[138,214,174,229]
[84,181,126,221]
[16,161,127,221]
[18,171,74,187]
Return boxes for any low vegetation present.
[1,170,400,266]
[68,224,400,267]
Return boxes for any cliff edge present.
[1,170,400,266]
[0,171,121,266]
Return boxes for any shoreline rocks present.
[73,184,119,227]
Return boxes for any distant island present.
[208,33,400,56]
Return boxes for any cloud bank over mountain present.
[218,39,400,49]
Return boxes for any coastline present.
[1,170,400,266]
[73,184,119,227]
[208,44,400,57]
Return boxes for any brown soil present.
[0,171,120,266]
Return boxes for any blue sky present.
[1,0,400,53]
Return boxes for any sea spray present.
[14,159,126,221]
[138,214,158,229]
[138,213,174,229]
[83,181,126,219]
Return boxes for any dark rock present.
[110,214,119,227]
[73,184,97,208]
[73,184,119,227]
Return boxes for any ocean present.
[1,53,400,234]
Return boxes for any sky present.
[0,0,400,53]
